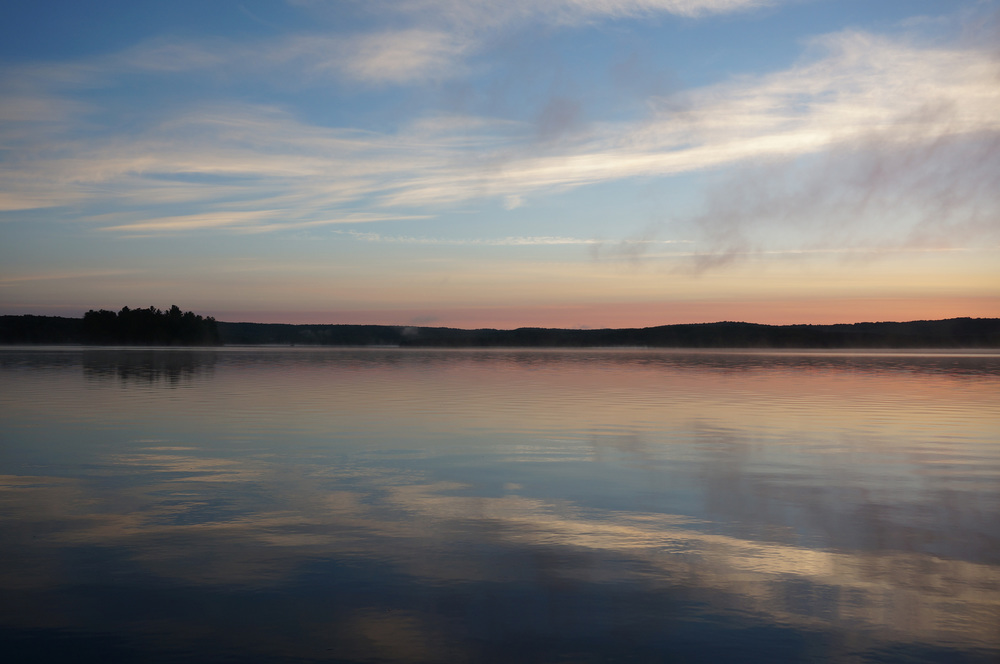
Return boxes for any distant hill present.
[2,312,998,348]
[215,318,999,348]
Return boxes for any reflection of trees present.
[0,350,81,371]
[82,349,218,385]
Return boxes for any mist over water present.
[1,348,998,663]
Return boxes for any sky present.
[1,0,998,328]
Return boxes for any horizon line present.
[4,311,997,332]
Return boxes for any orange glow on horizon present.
[212,296,1000,329]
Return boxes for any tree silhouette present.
[81,305,220,345]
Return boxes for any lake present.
[1,347,998,663]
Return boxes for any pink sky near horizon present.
[1,2,998,329]
[200,296,1000,329]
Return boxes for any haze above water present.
[1,348,998,663]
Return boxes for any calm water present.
[1,347,998,663]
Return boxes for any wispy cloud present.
[455,30,1000,194]
[372,0,774,27]
[1,25,997,251]
[595,246,990,263]
[98,211,429,234]
[0,29,470,93]
[337,230,693,246]
[335,30,471,84]
[264,29,472,85]
[96,210,284,233]
[0,269,137,285]
[271,0,775,85]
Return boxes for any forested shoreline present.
[1,310,998,348]
[0,306,220,346]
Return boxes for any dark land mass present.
[2,308,999,348]
[0,306,220,346]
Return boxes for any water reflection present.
[82,349,218,385]
[0,348,998,662]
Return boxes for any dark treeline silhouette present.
[0,306,219,345]
[215,317,999,348]
[0,315,82,344]
[82,305,220,345]
[1,312,998,348]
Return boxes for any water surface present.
[1,348,998,662]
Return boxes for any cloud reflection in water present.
[0,348,998,662]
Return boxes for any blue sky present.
[1,0,998,327]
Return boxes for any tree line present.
[1,311,998,347]
[79,305,220,345]
[216,317,1000,348]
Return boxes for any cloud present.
[564,0,773,19]
[503,194,524,210]
[338,230,694,247]
[98,211,429,234]
[268,29,471,85]
[117,38,230,73]
[683,129,1000,269]
[357,30,999,213]
[0,269,137,285]
[96,210,284,233]
[337,30,470,84]
[379,0,773,28]
[1,26,997,246]
[535,97,585,144]
[341,231,593,245]
[0,29,470,92]
[274,0,777,87]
